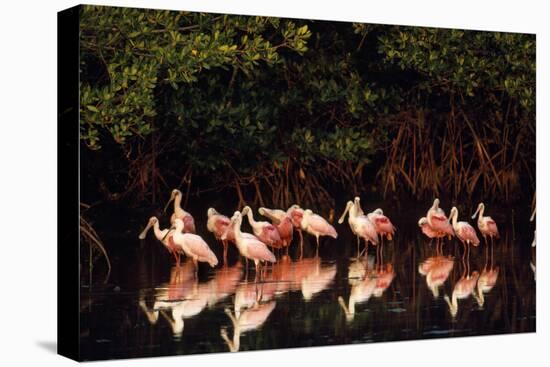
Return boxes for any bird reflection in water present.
[220,273,278,352]
[139,260,242,337]
[473,238,499,308]
[443,254,479,318]
[220,301,277,352]
[418,255,454,298]
[338,255,394,322]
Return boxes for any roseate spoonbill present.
[287,204,305,246]
[366,208,396,241]
[172,218,218,275]
[426,199,453,237]
[207,208,233,264]
[362,204,395,267]
[418,217,452,254]
[472,203,500,246]
[220,301,276,353]
[138,216,183,264]
[164,189,196,233]
[449,206,480,266]
[444,271,480,317]
[222,211,276,274]
[242,206,281,248]
[338,198,378,255]
[300,209,338,251]
[259,207,294,251]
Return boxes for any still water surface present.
[79,203,536,361]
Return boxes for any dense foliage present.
[79,5,535,208]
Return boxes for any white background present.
[0,0,547,365]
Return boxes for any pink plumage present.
[246,238,277,263]
[455,223,480,246]
[308,214,337,238]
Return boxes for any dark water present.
[79,202,536,361]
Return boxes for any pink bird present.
[259,207,294,251]
[418,216,453,255]
[418,217,440,239]
[426,198,454,238]
[164,189,196,234]
[471,202,499,246]
[300,209,338,250]
[138,216,183,264]
[242,206,281,248]
[366,208,395,240]
[449,206,480,267]
[449,207,480,247]
[172,218,218,275]
[338,198,378,255]
[207,208,234,264]
[222,211,276,273]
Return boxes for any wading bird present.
[242,206,281,248]
[172,218,218,275]
[449,206,479,265]
[164,189,196,233]
[338,198,378,255]
[287,204,305,246]
[139,216,183,264]
[300,209,338,251]
[472,203,499,246]
[424,199,454,252]
[222,211,276,274]
[259,207,294,251]
[418,217,453,255]
[207,208,233,264]
[427,199,454,237]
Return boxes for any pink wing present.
[420,223,439,239]
[246,239,276,263]
[186,234,218,265]
[309,214,338,238]
[486,218,499,238]
[262,225,281,243]
[214,217,231,238]
[183,215,196,234]
[430,213,450,232]
[457,223,480,245]
[358,217,379,244]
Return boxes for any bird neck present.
[153,221,165,241]
[233,216,243,241]
[451,210,458,229]
[478,204,485,221]
[174,194,183,215]
[245,209,257,227]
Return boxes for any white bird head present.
[207,208,218,218]
[138,216,159,239]
[418,217,428,227]
[471,203,484,219]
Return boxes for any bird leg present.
[490,236,494,269]
[193,258,198,278]
[223,240,228,266]
[299,229,304,258]
[356,236,361,256]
